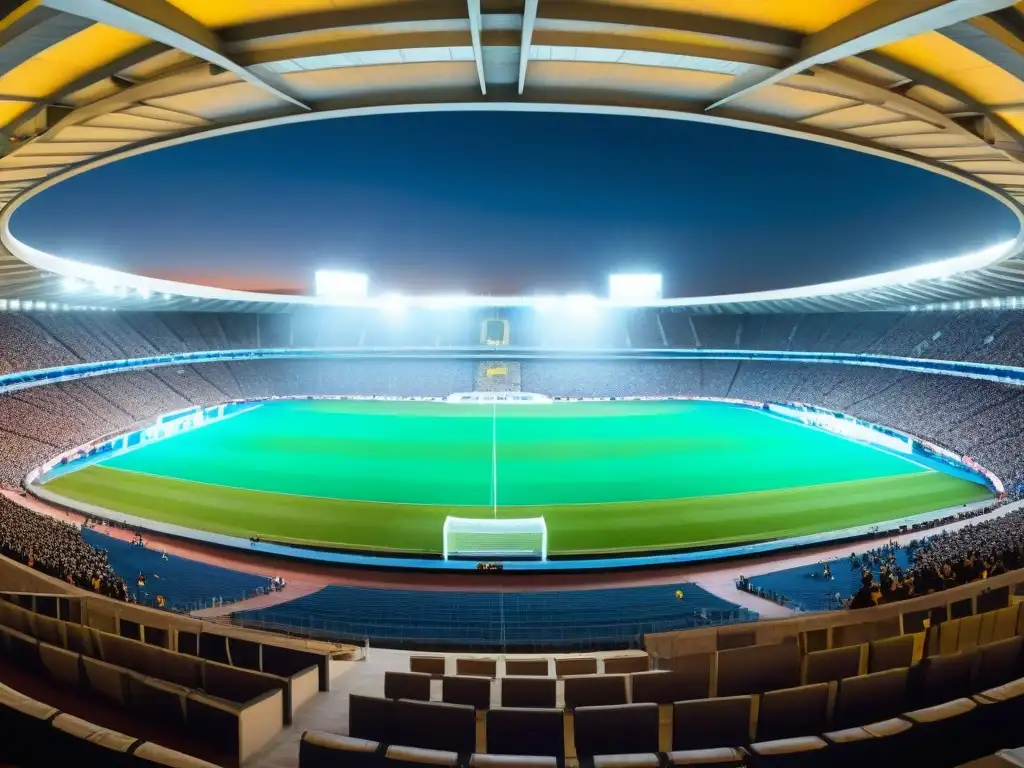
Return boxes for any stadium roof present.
[4,0,1024,313]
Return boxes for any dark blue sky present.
[11,111,1019,297]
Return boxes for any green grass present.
[42,400,992,555]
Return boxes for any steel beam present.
[707,0,1017,111]
[41,0,309,110]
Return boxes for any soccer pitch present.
[43,399,991,556]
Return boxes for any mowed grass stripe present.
[94,400,931,507]
[44,464,989,555]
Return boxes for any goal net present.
[442,516,548,561]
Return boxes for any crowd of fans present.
[0,495,127,600]
[848,506,1024,608]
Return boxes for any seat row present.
[410,655,650,678]
[0,596,326,763]
[0,680,219,768]
[354,633,1024,757]
[384,632,1022,714]
[305,676,1024,768]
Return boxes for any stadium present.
[4,1,1024,767]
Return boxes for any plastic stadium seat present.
[505,659,549,677]
[470,755,557,768]
[556,658,598,677]
[915,651,978,707]
[395,699,477,753]
[903,698,981,766]
[457,659,497,678]
[630,670,707,705]
[563,675,627,709]
[716,642,800,696]
[976,637,1024,692]
[574,703,660,758]
[300,732,383,768]
[867,635,914,673]
[442,675,492,710]
[486,708,564,761]
[664,748,747,767]
[833,668,909,729]
[803,646,862,685]
[591,754,659,768]
[754,684,829,742]
[411,657,446,677]
[350,694,397,743]
[603,656,650,675]
[385,745,459,768]
[672,696,752,751]
[501,677,557,708]
[385,671,432,702]
[747,736,829,767]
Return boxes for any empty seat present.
[505,659,549,677]
[902,698,980,766]
[833,668,908,729]
[396,699,476,753]
[457,658,498,678]
[470,755,558,768]
[574,703,659,758]
[915,651,977,707]
[603,656,650,675]
[385,671,432,702]
[591,755,659,768]
[411,657,446,677]
[672,696,752,750]
[976,636,1023,691]
[487,708,564,761]
[717,642,800,696]
[822,719,913,768]
[301,732,383,768]
[442,675,491,710]
[556,658,597,677]
[350,694,397,744]
[755,684,829,742]
[867,635,914,674]
[501,677,557,708]
[563,675,627,709]
[664,748,747,767]
[631,670,708,705]
[804,646,861,685]
[747,736,828,767]
[385,745,459,768]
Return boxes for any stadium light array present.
[381,292,407,315]
[315,270,369,302]
[609,273,663,303]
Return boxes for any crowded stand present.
[0,495,127,600]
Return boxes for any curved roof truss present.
[0,0,1023,313]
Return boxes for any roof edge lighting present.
[1,230,1019,312]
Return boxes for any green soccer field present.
[42,399,991,555]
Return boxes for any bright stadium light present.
[609,273,663,303]
[314,270,368,302]
[381,292,407,315]
[565,293,599,314]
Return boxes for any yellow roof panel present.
[0,101,36,127]
[0,24,148,124]
[167,0,407,30]
[879,31,1024,105]
[586,0,875,34]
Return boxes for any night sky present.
[10,111,1019,298]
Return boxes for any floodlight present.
[532,295,561,312]
[62,277,83,293]
[138,286,151,300]
[609,273,663,303]
[315,270,368,301]
[381,292,407,314]
[564,293,599,314]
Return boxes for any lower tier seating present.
[233,583,754,650]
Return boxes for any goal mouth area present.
[442,516,549,561]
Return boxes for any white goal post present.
[442,516,548,561]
